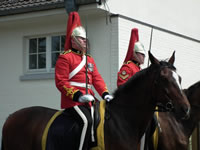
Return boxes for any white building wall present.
[106,0,200,40]
[110,17,119,92]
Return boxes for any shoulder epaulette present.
[86,54,92,57]
[124,60,132,65]
[61,50,71,55]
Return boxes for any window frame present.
[20,33,65,81]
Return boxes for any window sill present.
[20,73,54,81]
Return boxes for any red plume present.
[64,12,82,51]
[123,28,139,62]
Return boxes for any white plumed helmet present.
[134,41,145,55]
[71,26,86,39]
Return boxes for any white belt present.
[70,81,92,89]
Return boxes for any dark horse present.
[147,81,200,150]
[1,51,190,150]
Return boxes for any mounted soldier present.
[55,11,113,150]
[117,28,146,87]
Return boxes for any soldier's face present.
[133,52,145,64]
[71,36,87,52]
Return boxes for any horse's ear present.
[148,51,160,65]
[168,51,175,65]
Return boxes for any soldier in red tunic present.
[117,28,146,150]
[55,12,113,150]
[117,28,146,87]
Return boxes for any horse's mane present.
[114,60,176,97]
[184,81,200,97]
[114,67,149,97]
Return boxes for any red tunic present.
[117,61,140,87]
[55,49,108,109]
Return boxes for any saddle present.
[41,100,106,150]
[91,100,106,150]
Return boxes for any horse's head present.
[149,51,190,119]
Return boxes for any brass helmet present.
[134,41,145,55]
[71,26,86,39]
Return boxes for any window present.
[29,37,46,69]
[51,35,65,68]
[27,35,65,71]
[21,34,65,80]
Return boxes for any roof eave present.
[0,2,65,17]
[0,0,102,17]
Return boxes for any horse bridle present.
[153,67,175,112]
[155,93,174,112]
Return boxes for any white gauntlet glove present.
[104,94,114,102]
[78,94,95,103]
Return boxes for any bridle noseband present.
[155,101,174,112]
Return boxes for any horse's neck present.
[105,83,155,147]
[183,90,200,136]
[182,109,200,137]
[159,109,200,149]
[108,101,155,128]
[158,112,188,150]
[104,106,154,150]
[118,73,156,106]
[166,109,198,138]
[104,71,157,149]
[112,76,155,124]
